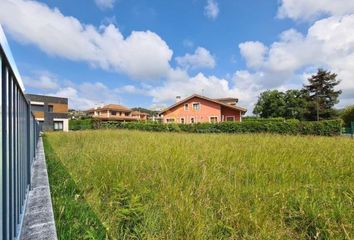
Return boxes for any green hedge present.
[98,120,342,136]
[242,117,290,122]
[69,119,93,130]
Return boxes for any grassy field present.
[44,130,353,240]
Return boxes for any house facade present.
[26,94,69,131]
[160,94,247,124]
[87,104,148,121]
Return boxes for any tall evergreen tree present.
[303,69,342,121]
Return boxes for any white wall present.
[53,118,69,132]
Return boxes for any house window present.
[180,118,185,124]
[190,117,195,124]
[184,104,189,111]
[210,116,218,123]
[226,116,235,122]
[54,121,63,131]
[111,111,117,115]
[166,118,175,123]
[192,103,200,111]
[48,105,53,112]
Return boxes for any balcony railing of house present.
[1,26,40,239]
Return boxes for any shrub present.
[341,105,354,128]
[69,119,93,130]
[243,117,287,123]
[98,119,342,136]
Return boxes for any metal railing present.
[1,26,40,240]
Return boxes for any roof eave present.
[160,94,247,114]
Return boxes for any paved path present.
[20,137,57,240]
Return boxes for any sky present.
[0,0,353,112]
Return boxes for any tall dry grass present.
[45,130,353,239]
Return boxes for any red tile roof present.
[131,111,149,116]
[86,104,131,113]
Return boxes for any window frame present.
[209,116,218,123]
[53,121,64,131]
[184,103,189,111]
[192,102,201,111]
[190,117,195,124]
[166,118,175,123]
[226,116,235,122]
[48,104,54,112]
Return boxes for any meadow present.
[44,130,353,239]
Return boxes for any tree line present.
[253,69,345,121]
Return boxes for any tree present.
[283,89,309,120]
[303,69,342,121]
[254,89,309,120]
[253,90,286,118]
[341,105,354,127]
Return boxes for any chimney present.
[176,96,181,103]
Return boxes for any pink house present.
[160,94,247,124]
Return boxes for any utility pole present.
[316,94,320,121]
[316,91,325,122]
[316,85,322,122]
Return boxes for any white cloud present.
[175,47,216,70]
[204,0,219,20]
[49,82,125,110]
[278,0,354,21]
[115,84,146,94]
[149,73,234,103]
[0,0,173,80]
[23,69,124,110]
[239,41,268,69]
[232,71,264,112]
[238,14,354,108]
[95,0,116,10]
[23,71,59,90]
[147,69,248,107]
[3,0,354,114]
[51,86,98,110]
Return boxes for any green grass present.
[45,139,107,239]
[44,130,354,239]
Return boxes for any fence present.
[342,122,354,136]
[1,26,40,239]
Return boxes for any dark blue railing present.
[1,26,40,240]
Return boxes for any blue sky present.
[0,0,353,111]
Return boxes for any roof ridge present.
[160,94,247,114]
